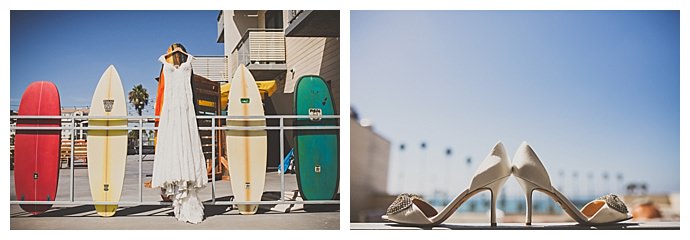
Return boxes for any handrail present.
[10,115,340,120]
[9,114,340,207]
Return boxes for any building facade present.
[60,107,89,140]
[216,10,340,168]
[350,110,393,222]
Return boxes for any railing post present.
[139,118,143,203]
[70,116,75,202]
[280,116,285,202]
[211,115,216,204]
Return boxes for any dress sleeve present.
[158,55,167,64]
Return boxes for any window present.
[265,10,283,29]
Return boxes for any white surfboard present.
[226,65,267,215]
[87,65,128,217]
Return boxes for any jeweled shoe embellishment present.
[386,193,423,215]
[598,194,628,214]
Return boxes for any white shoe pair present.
[382,141,632,227]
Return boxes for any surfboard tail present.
[95,205,118,217]
[238,205,259,215]
[20,204,53,215]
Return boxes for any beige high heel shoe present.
[382,141,512,227]
[512,142,632,225]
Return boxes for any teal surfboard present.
[294,75,339,200]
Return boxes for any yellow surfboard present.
[226,65,267,214]
[87,65,128,217]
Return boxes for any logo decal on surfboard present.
[240,98,250,104]
[103,99,115,112]
[245,182,251,189]
[309,108,322,121]
[315,165,321,173]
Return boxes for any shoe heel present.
[514,176,537,225]
[485,176,509,226]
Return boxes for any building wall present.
[222,10,341,166]
[60,108,89,140]
[224,10,340,114]
[350,118,391,222]
[223,10,259,74]
[284,37,340,113]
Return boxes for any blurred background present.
[350,11,679,223]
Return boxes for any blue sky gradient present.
[351,11,679,197]
[11,10,224,114]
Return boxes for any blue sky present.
[10,10,224,115]
[351,11,679,197]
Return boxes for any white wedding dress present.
[152,54,208,224]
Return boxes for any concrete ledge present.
[350,221,679,230]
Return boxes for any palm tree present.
[128,84,149,116]
[626,183,637,195]
[128,84,149,151]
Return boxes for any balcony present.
[285,10,339,37]
[191,56,228,82]
[232,28,286,80]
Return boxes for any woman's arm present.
[164,47,191,57]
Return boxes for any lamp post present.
[466,156,474,211]
[558,170,565,193]
[399,143,406,194]
[572,171,579,201]
[603,172,610,195]
[444,148,452,204]
[616,173,623,194]
[420,141,427,197]
[587,172,594,199]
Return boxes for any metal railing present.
[287,10,304,25]
[9,114,340,206]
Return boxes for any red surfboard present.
[14,81,61,214]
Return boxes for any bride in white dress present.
[152,44,208,224]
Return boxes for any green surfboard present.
[294,75,339,200]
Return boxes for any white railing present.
[9,115,339,206]
[191,56,228,82]
[234,28,286,67]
